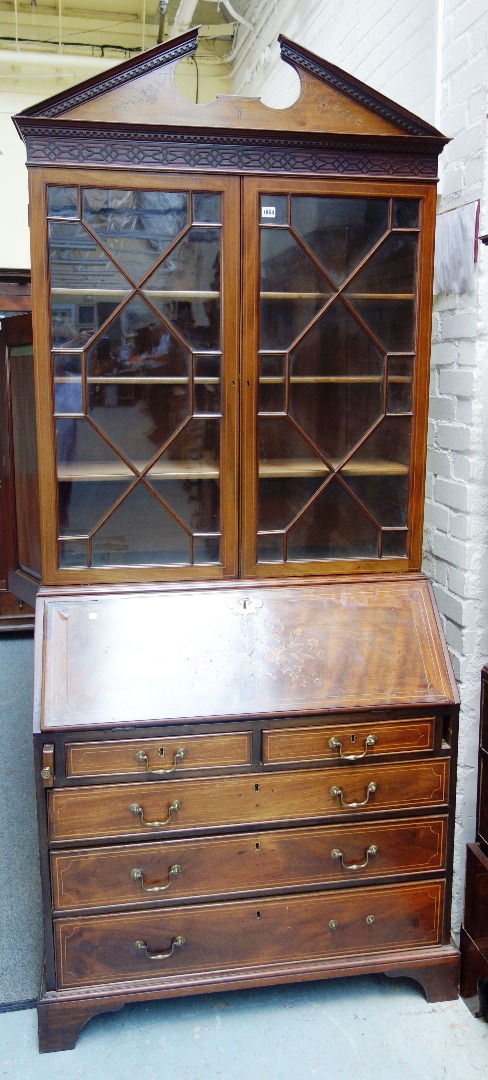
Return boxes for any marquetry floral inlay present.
[265,624,325,687]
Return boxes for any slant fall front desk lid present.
[35,576,458,732]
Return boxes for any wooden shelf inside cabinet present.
[56,457,408,482]
[261,292,416,300]
[259,458,410,477]
[52,289,220,300]
[57,456,220,481]
[259,376,412,385]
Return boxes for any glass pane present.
[58,479,131,537]
[194,354,221,414]
[193,193,221,223]
[259,415,328,474]
[59,539,88,568]
[49,221,131,348]
[344,474,410,527]
[261,229,333,295]
[259,354,286,411]
[387,356,413,413]
[345,233,418,352]
[163,417,220,470]
[145,227,221,350]
[91,484,191,566]
[56,417,134,535]
[147,478,220,533]
[291,197,389,285]
[193,535,221,563]
[260,297,326,352]
[260,228,332,351]
[258,476,324,532]
[48,186,78,218]
[347,233,418,295]
[348,298,416,352]
[83,189,189,283]
[85,298,191,466]
[393,200,420,229]
[257,535,284,562]
[289,303,384,461]
[260,195,288,225]
[194,381,221,414]
[53,354,83,415]
[343,412,412,477]
[382,530,408,557]
[287,480,379,561]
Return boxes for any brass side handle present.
[329,781,377,808]
[328,734,377,761]
[130,864,181,893]
[129,799,180,828]
[135,747,187,775]
[41,744,55,788]
[331,843,378,870]
[134,936,185,961]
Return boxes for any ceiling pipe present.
[157,0,168,43]
[170,0,199,38]
[171,0,252,40]
[218,1,253,31]
[0,48,117,71]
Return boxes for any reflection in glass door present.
[47,181,236,572]
[255,193,420,566]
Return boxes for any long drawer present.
[54,880,446,989]
[51,816,448,911]
[48,759,450,842]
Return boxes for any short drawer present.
[54,879,446,989]
[65,732,252,779]
[48,759,450,842]
[262,717,435,765]
[50,816,448,912]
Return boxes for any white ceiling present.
[0,1,252,58]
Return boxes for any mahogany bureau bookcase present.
[13,30,459,1052]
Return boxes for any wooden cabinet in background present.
[460,665,488,1009]
[0,312,40,628]
[14,29,459,1053]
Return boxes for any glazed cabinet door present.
[30,170,240,584]
[0,312,40,622]
[240,177,437,578]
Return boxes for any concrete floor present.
[1,976,486,1080]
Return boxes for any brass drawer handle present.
[129,799,180,827]
[130,864,182,893]
[135,936,185,961]
[330,781,377,808]
[331,843,378,870]
[135,747,187,775]
[328,734,377,760]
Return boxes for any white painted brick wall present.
[427,0,488,936]
[239,0,488,938]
